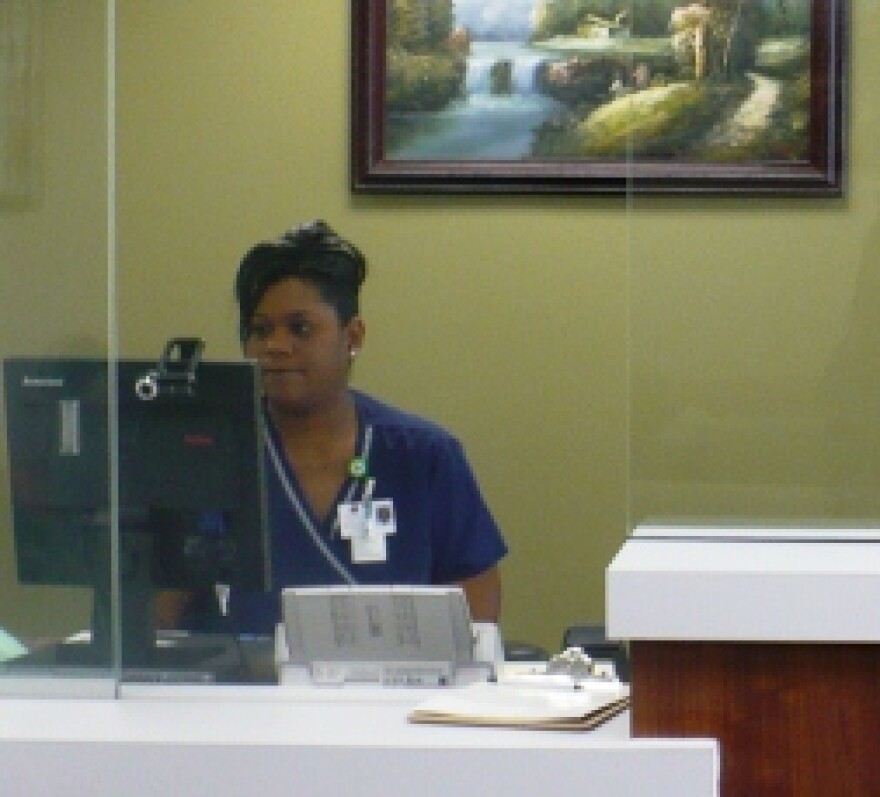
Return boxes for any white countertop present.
[0,681,719,797]
[607,525,880,641]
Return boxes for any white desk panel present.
[607,531,880,641]
[0,689,718,797]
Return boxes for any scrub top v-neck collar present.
[263,403,375,534]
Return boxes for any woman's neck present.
[269,391,359,523]
[269,390,357,451]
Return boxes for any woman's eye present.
[247,318,312,341]
[288,320,311,338]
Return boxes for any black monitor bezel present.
[2,355,271,594]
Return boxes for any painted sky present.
[453,0,538,39]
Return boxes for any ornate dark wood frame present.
[351,0,846,197]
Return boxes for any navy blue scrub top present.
[207,391,507,636]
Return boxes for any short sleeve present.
[427,436,507,583]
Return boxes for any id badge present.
[337,499,396,563]
[351,531,388,563]
[338,502,366,539]
[367,499,396,538]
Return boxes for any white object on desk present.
[277,585,494,686]
[471,621,504,669]
[410,678,628,724]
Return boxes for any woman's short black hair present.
[234,220,368,342]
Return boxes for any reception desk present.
[0,682,718,797]
[607,525,880,797]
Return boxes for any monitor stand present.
[95,530,250,682]
[6,531,251,683]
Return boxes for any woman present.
[213,220,507,635]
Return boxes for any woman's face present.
[244,277,364,415]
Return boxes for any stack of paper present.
[408,680,629,731]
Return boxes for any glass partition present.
[627,2,877,534]
[2,0,874,696]
[0,1,273,692]
[0,0,115,690]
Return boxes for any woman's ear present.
[347,316,366,356]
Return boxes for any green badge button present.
[348,457,368,479]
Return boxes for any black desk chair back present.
[503,640,550,662]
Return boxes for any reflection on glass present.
[1,0,111,688]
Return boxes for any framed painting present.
[351,0,846,196]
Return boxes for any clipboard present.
[408,681,631,731]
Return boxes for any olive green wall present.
[114,1,628,652]
[1,0,108,635]
[2,2,878,654]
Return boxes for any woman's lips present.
[262,367,305,384]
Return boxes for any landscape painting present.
[351,0,845,195]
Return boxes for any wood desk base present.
[629,641,880,797]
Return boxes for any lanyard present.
[263,417,374,584]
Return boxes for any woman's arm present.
[454,566,501,623]
[154,589,190,630]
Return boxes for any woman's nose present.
[263,326,295,354]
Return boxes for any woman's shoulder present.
[352,390,456,444]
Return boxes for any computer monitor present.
[2,342,270,674]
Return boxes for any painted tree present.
[765,0,811,35]
[708,0,764,77]
[671,3,713,79]
[424,0,454,49]
[671,0,764,80]
[386,0,462,113]
[390,0,455,53]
